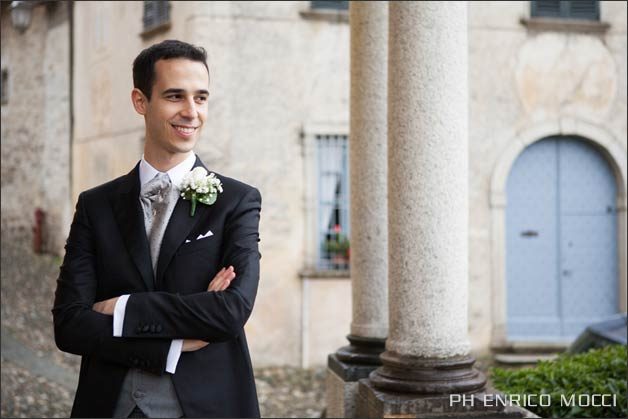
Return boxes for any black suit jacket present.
[52,156,261,418]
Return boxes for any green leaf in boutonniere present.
[179,167,223,216]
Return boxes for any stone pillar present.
[326,2,388,418]
[355,2,512,417]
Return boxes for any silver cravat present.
[139,172,179,278]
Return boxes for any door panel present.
[506,137,618,341]
[558,140,618,338]
[506,139,561,339]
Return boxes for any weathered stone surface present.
[387,1,470,358]
[357,379,531,419]
[1,3,71,255]
[349,0,389,341]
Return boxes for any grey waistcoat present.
[113,368,183,418]
[113,175,183,418]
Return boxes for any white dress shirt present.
[113,152,197,374]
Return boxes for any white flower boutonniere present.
[179,167,224,216]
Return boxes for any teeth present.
[173,126,195,134]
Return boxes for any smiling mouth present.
[171,124,198,135]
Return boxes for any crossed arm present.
[52,187,261,374]
[92,266,237,352]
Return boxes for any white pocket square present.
[196,230,214,240]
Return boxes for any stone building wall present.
[467,1,627,352]
[2,1,625,367]
[1,2,72,255]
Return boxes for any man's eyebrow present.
[161,88,210,95]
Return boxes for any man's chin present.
[170,138,198,154]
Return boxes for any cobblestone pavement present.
[1,241,325,418]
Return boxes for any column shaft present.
[326,3,389,417]
[349,0,389,341]
[387,0,470,358]
[364,1,486,397]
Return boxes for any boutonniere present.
[179,167,224,216]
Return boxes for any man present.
[52,40,261,418]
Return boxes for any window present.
[1,69,7,105]
[311,1,349,11]
[142,1,170,34]
[531,1,599,20]
[316,134,350,270]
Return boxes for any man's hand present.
[182,339,210,352]
[92,296,119,315]
[208,266,235,292]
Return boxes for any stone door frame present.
[489,117,627,348]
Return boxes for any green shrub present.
[491,344,627,418]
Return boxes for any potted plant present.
[323,224,350,267]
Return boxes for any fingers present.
[216,266,235,291]
[183,339,208,352]
[207,266,236,292]
[207,267,227,291]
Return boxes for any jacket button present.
[142,325,150,333]
[136,326,142,334]
[156,324,162,333]
[150,324,156,333]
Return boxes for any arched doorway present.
[506,136,619,341]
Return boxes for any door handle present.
[520,230,539,237]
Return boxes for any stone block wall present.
[1,2,72,256]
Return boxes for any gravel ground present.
[1,358,74,418]
[1,240,325,418]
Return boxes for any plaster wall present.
[468,0,627,353]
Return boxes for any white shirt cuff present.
[165,339,183,374]
[112,294,130,337]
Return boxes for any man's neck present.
[143,149,193,173]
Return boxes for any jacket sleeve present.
[52,192,171,375]
[121,187,262,341]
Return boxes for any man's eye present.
[196,96,208,102]
[167,95,181,100]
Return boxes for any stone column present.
[356,2,504,417]
[326,2,388,418]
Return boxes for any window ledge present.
[520,17,610,34]
[140,21,172,39]
[299,268,350,279]
[299,9,348,23]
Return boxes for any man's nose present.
[179,98,198,119]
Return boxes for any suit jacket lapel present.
[111,163,155,291]
[156,156,213,288]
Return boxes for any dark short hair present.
[133,39,209,100]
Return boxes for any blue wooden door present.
[506,137,618,341]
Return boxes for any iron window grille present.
[1,69,8,105]
[143,1,170,32]
[311,1,349,11]
[316,134,350,270]
[531,0,599,20]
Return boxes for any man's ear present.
[131,88,148,115]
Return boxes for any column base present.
[369,350,486,394]
[326,336,386,418]
[356,379,533,418]
[335,334,386,365]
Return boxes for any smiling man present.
[52,40,262,418]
